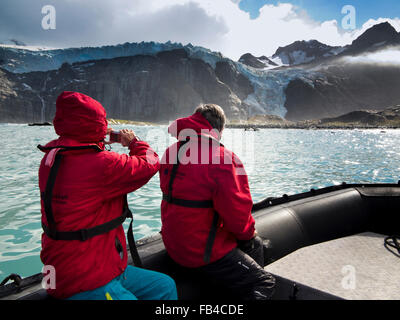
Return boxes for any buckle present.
[163,193,171,203]
[80,229,88,241]
[166,193,172,203]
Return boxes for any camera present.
[109,130,122,143]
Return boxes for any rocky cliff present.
[0,49,253,123]
[320,105,400,126]
[0,69,43,123]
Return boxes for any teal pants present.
[67,266,178,300]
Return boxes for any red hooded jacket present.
[39,92,160,299]
[160,112,255,268]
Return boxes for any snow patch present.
[0,43,54,51]
[21,83,32,91]
[269,56,287,67]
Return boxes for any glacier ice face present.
[185,45,226,69]
[0,42,190,73]
[235,62,320,118]
[0,41,232,74]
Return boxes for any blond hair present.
[195,104,226,132]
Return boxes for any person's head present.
[53,91,108,143]
[194,104,226,135]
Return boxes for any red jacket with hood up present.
[39,91,160,299]
[160,112,255,268]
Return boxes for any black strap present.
[43,153,62,239]
[384,235,400,258]
[127,215,142,268]
[41,147,143,267]
[203,211,220,263]
[0,274,22,287]
[162,194,213,208]
[165,135,223,203]
[163,135,220,263]
[41,207,129,241]
[123,196,142,267]
[166,139,190,202]
[38,144,103,152]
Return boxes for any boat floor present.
[264,232,400,300]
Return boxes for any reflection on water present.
[0,124,399,277]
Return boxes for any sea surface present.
[1,123,400,279]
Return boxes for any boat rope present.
[384,235,400,258]
[0,273,22,287]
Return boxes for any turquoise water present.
[1,124,400,279]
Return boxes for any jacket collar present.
[38,137,105,154]
[168,112,221,141]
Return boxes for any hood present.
[53,91,108,143]
[168,112,221,140]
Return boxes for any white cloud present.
[127,0,400,60]
[196,2,400,59]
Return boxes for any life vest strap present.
[41,206,131,241]
[165,135,221,263]
[204,211,220,263]
[162,193,213,208]
[40,145,143,267]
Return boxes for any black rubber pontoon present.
[1,183,400,300]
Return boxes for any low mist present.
[343,46,400,66]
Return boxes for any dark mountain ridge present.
[0,49,252,123]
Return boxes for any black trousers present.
[196,236,276,300]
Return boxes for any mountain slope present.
[0,49,252,123]
[345,22,400,55]
[271,40,344,66]
[284,63,400,121]
[238,53,277,69]
[320,105,400,126]
[0,68,43,122]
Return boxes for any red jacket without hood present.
[39,91,160,299]
[160,112,255,268]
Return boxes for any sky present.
[1,0,400,60]
[239,0,400,26]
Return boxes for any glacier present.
[0,41,227,74]
[235,63,320,118]
[0,41,318,118]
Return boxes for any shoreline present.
[2,119,400,130]
[225,123,400,130]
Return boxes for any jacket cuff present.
[128,136,140,149]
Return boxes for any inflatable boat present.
[1,183,400,300]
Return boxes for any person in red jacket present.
[160,104,275,300]
[38,91,177,300]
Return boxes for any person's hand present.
[104,127,114,144]
[120,129,137,147]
